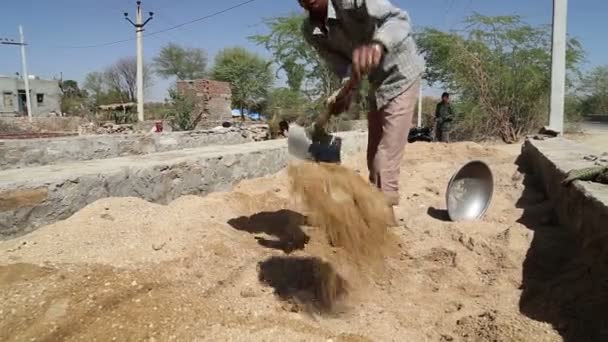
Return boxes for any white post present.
[549,0,568,133]
[417,83,422,127]
[136,1,145,122]
[19,25,33,122]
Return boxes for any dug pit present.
[1,142,604,341]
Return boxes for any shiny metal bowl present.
[446,160,494,222]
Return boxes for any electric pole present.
[417,83,422,127]
[549,0,568,134]
[124,1,153,122]
[19,26,33,122]
[1,26,32,122]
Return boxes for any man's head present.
[441,92,450,103]
[278,120,289,134]
[298,0,328,13]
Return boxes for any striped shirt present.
[302,0,425,110]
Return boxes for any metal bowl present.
[446,160,494,222]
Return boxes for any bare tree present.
[104,57,152,102]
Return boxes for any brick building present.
[176,79,232,123]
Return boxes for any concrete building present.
[0,76,61,118]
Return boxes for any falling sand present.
[288,162,395,263]
[287,162,398,311]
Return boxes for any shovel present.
[287,77,359,163]
[287,123,343,163]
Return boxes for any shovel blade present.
[287,123,342,163]
[287,123,313,161]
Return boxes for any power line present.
[147,0,256,35]
[153,13,194,44]
[42,0,257,49]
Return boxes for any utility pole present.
[417,83,423,127]
[549,0,568,134]
[1,26,32,121]
[125,1,153,122]
[19,26,33,122]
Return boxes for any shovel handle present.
[316,77,359,128]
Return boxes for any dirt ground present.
[0,142,600,341]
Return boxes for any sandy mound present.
[3,141,603,341]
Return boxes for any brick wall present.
[176,79,232,122]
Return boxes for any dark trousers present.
[436,125,450,143]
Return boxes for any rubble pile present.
[78,122,135,135]
[241,124,270,142]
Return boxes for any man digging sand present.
[298,0,425,222]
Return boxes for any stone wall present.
[349,120,368,131]
[0,131,367,238]
[0,117,87,133]
[0,126,270,170]
[521,137,608,266]
[176,79,232,122]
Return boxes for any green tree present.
[249,14,338,98]
[268,88,304,111]
[211,47,274,118]
[59,80,88,115]
[154,43,207,80]
[251,14,372,119]
[164,88,200,131]
[417,14,584,142]
[579,65,608,115]
[60,80,86,98]
[83,72,105,103]
[267,87,306,121]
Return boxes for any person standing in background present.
[435,92,454,142]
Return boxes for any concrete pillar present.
[549,0,568,133]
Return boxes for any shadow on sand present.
[427,206,451,222]
[229,211,349,313]
[516,155,608,341]
[257,256,348,313]
[227,210,310,253]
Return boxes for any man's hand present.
[326,76,360,116]
[352,43,384,80]
[327,90,354,115]
[306,122,332,145]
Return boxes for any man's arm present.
[360,0,412,52]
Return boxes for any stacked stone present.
[78,122,135,135]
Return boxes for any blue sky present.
[1,0,606,101]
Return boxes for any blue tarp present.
[231,109,265,121]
